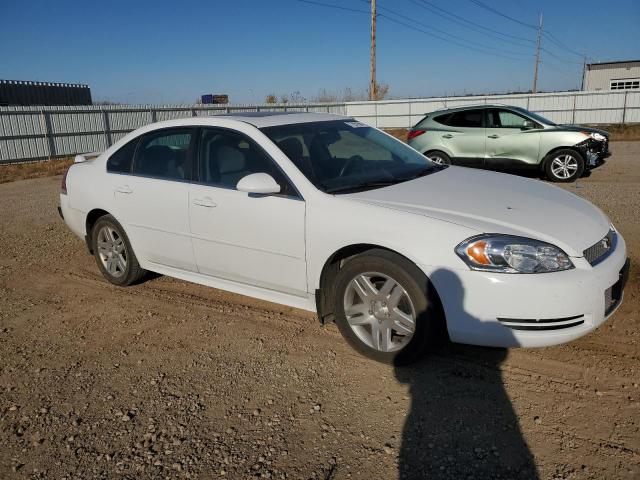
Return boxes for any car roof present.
[426,103,520,116]
[145,112,352,130]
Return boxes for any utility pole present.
[370,0,377,101]
[532,12,543,93]
[580,54,587,90]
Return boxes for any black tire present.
[91,214,146,286]
[424,150,451,166]
[543,149,585,182]
[333,249,442,365]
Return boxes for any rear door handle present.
[192,197,217,208]
[116,185,132,194]
[487,134,500,139]
[442,134,453,139]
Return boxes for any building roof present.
[586,60,640,69]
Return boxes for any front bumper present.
[425,233,628,348]
[578,138,610,168]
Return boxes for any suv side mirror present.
[522,120,536,130]
[236,173,281,195]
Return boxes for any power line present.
[543,31,584,58]
[296,0,369,15]
[300,0,533,62]
[377,13,531,62]
[376,3,533,57]
[467,0,537,30]
[410,0,535,46]
[541,48,584,65]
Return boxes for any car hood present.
[553,124,609,137]
[343,167,610,256]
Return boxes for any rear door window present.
[446,109,484,128]
[133,128,194,181]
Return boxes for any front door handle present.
[192,197,217,208]
[116,185,132,194]
[442,134,453,139]
[487,134,500,139]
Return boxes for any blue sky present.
[1,0,639,104]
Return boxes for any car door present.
[484,108,541,168]
[110,127,198,272]
[188,127,307,297]
[435,108,485,167]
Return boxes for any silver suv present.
[407,105,610,182]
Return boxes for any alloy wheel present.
[550,154,578,179]
[343,272,416,352]
[97,226,127,278]
[428,154,445,165]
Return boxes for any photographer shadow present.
[395,268,539,479]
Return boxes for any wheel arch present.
[423,148,453,159]
[84,208,112,253]
[315,243,445,329]
[540,145,585,171]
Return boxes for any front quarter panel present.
[539,130,590,161]
[306,194,479,292]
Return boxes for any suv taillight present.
[61,167,70,194]
[407,129,426,140]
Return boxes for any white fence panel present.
[1,91,638,163]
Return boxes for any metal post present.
[571,94,577,124]
[370,0,377,101]
[532,12,543,93]
[622,91,628,124]
[40,110,55,160]
[191,108,197,117]
[101,109,112,148]
[149,109,157,123]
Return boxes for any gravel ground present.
[0,142,639,479]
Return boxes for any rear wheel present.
[333,250,440,364]
[424,150,451,166]
[91,215,146,286]
[544,149,584,182]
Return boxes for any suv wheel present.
[91,215,146,286]
[424,150,451,165]
[333,249,440,364]
[544,149,584,182]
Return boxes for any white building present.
[583,60,640,91]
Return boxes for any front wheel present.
[544,149,584,182]
[333,250,440,364]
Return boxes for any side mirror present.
[236,173,281,195]
[522,120,536,130]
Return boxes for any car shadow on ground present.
[394,268,539,480]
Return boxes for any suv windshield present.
[513,107,556,126]
[261,120,444,194]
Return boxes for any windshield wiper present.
[325,179,400,194]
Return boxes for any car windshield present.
[514,107,556,126]
[261,120,444,194]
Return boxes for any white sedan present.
[59,112,629,364]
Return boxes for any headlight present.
[582,131,606,142]
[455,235,574,273]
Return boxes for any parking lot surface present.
[0,142,638,479]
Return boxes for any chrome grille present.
[584,230,616,266]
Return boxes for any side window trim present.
[130,126,197,183]
[194,126,303,201]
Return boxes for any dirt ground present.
[0,143,639,480]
